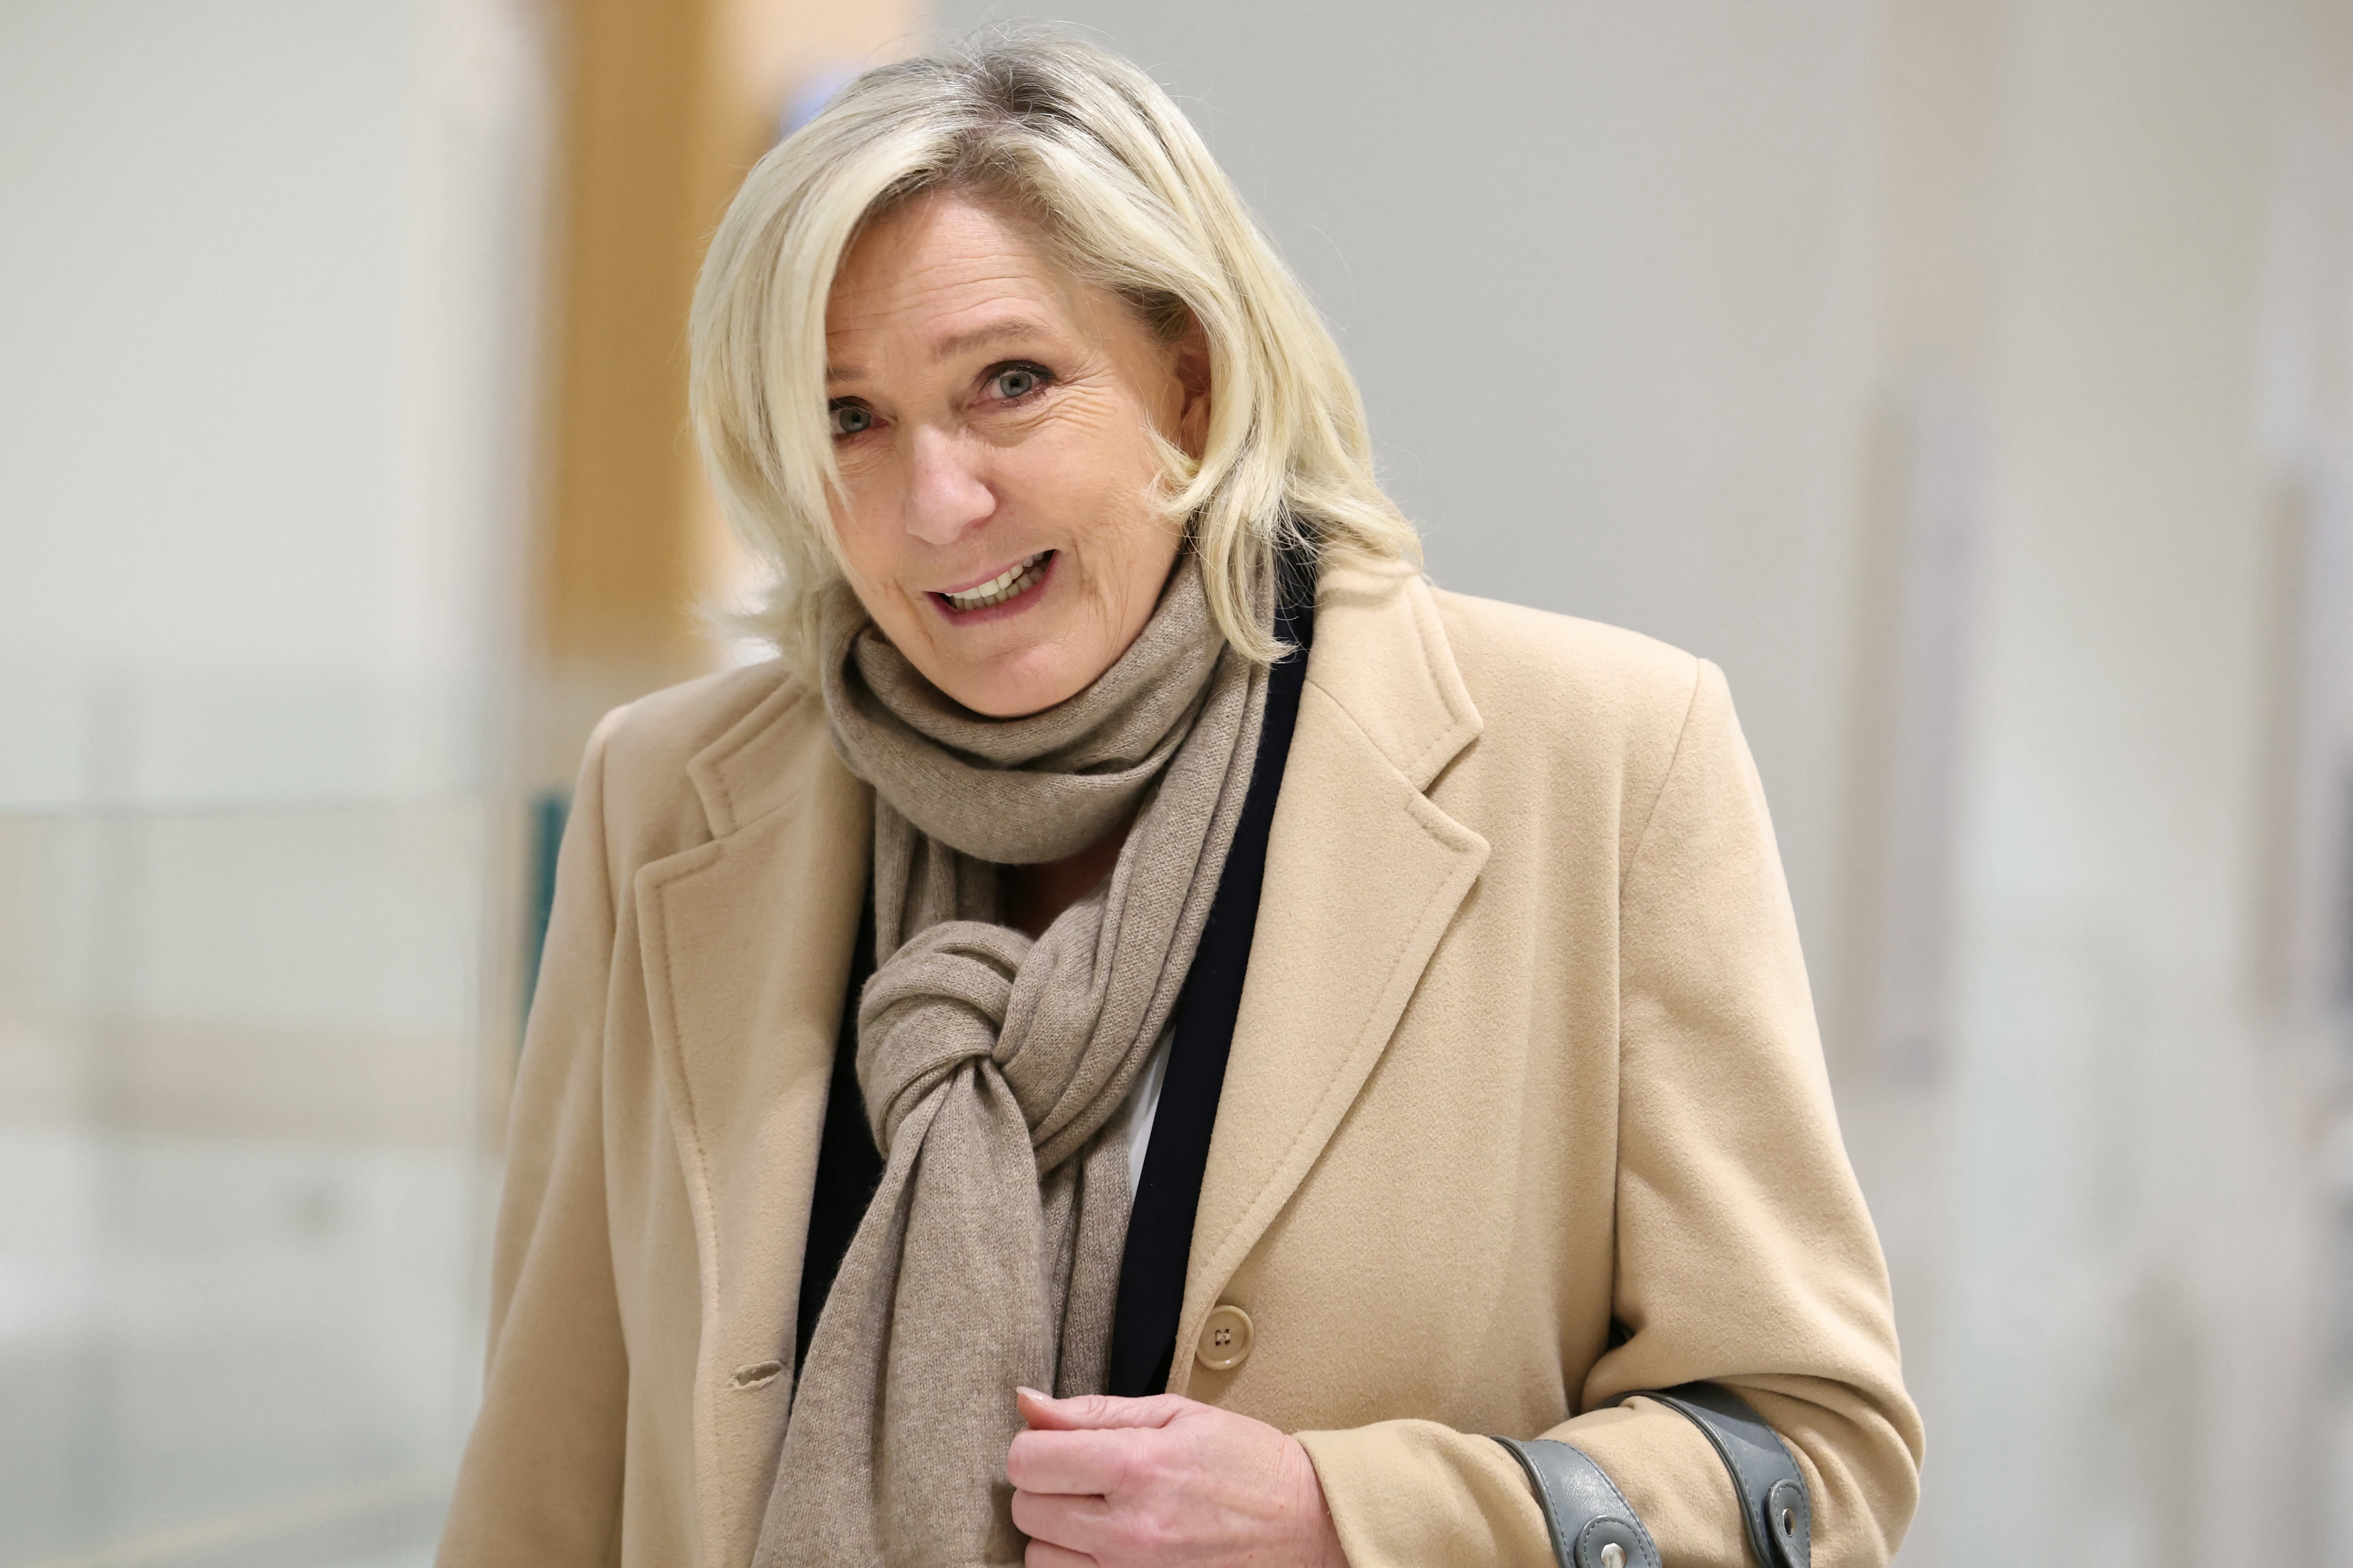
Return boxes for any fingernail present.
[1015,1386,1048,1400]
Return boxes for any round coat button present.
[1196,1304,1254,1371]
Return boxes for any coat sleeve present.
[437,714,631,1567]
[1562,658,1920,1566]
[1299,659,1922,1568]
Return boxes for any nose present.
[902,423,995,547]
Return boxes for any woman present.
[439,35,1922,1568]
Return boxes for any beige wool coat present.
[437,557,1923,1568]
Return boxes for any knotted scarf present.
[753,556,1268,1567]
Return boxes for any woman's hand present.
[1007,1387,1349,1568]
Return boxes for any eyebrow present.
[826,317,1056,384]
[931,318,1052,362]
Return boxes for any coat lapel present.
[635,677,871,1568]
[1174,562,1489,1393]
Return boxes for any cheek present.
[1018,404,1170,555]
[828,472,905,584]
[1090,434,1179,619]
[827,501,932,644]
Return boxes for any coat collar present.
[1294,556,1484,791]
[1171,556,1490,1394]
[685,672,841,837]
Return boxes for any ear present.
[1171,314,1213,461]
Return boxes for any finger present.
[1007,1426,1152,1495]
[1024,1538,1095,1568]
[1010,1486,1114,1550]
[1016,1387,1195,1432]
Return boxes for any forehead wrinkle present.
[828,240,1045,330]
[824,198,1107,384]
[826,276,1073,384]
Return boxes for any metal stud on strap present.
[1490,1436,1662,1568]
[1632,1383,1813,1568]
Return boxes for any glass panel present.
[0,1,551,1561]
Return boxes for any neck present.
[1003,823,1130,938]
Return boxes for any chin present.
[947,645,1096,720]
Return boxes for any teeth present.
[942,552,1049,611]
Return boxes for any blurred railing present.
[0,793,513,1567]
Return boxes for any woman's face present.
[822,189,1209,718]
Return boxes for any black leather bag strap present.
[1491,1436,1661,1568]
[1634,1383,1812,1568]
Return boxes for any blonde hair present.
[689,32,1419,674]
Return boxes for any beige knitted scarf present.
[753,557,1268,1568]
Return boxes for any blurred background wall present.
[3,1,2351,1565]
[0,2,549,1560]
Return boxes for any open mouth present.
[934,551,1053,614]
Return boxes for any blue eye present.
[830,403,874,436]
[990,366,1042,400]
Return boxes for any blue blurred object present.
[524,788,570,1029]
[779,63,859,141]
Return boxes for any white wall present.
[0,2,551,1561]
[0,0,545,811]
[1933,3,2344,1562]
